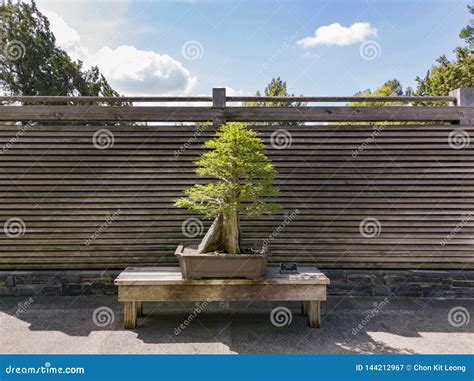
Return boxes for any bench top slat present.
[114,266,330,286]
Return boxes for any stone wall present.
[323,269,474,298]
[0,269,473,298]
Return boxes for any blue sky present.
[37,0,471,97]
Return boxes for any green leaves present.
[415,47,473,98]
[415,4,474,98]
[174,122,279,220]
[243,77,306,126]
[0,1,120,98]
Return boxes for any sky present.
[33,0,471,97]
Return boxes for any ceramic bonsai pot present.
[175,244,268,280]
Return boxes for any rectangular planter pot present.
[175,244,268,280]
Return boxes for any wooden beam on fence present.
[0,95,456,104]
[0,96,213,104]
[224,107,474,123]
[227,96,457,103]
[0,106,223,122]
[212,87,226,125]
[0,105,472,123]
[449,88,474,125]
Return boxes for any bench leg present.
[301,301,309,316]
[124,301,137,329]
[136,302,143,318]
[307,301,321,328]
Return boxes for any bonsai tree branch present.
[175,122,279,254]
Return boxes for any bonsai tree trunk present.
[222,209,240,254]
[198,210,241,254]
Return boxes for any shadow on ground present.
[0,296,472,354]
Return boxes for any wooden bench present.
[114,266,330,329]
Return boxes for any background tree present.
[175,122,279,254]
[459,4,473,52]
[415,48,473,98]
[415,3,474,97]
[350,79,408,107]
[351,3,473,105]
[245,77,306,126]
[0,0,119,99]
[345,80,414,125]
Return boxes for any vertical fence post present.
[449,88,474,125]
[212,87,226,126]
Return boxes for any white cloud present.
[216,86,250,106]
[43,11,88,61]
[85,46,197,95]
[36,0,134,51]
[40,9,197,96]
[297,22,377,48]
[217,86,249,96]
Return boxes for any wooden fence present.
[0,88,473,270]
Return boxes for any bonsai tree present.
[175,122,279,254]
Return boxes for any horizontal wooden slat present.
[0,106,472,122]
[0,95,455,104]
[1,123,474,270]
[225,96,457,103]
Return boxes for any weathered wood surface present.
[119,284,327,302]
[0,106,472,122]
[1,123,474,269]
[0,96,213,103]
[115,266,330,286]
[124,301,137,329]
[227,96,456,103]
[307,301,321,328]
[0,95,455,104]
[115,266,328,329]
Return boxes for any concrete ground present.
[0,296,472,354]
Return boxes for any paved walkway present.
[0,296,472,354]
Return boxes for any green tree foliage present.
[415,3,474,97]
[175,122,279,254]
[346,80,414,125]
[459,4,473,52]
[350,79,407,106]
[353,4,473,105]
[415,48,473,97]
[0,0,119,98]
[245,77,306,126]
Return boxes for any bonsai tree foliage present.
[175,122,279,254]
